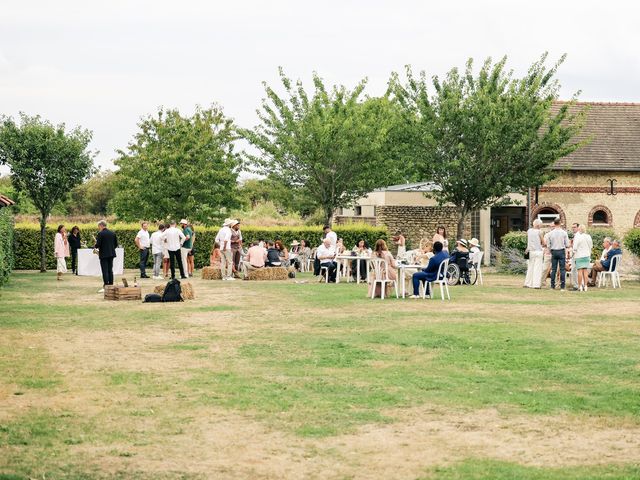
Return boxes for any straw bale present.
[246,267,289,281]
[180,282,195,300]
[201,266,222,280]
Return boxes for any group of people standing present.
[524,217,623,291]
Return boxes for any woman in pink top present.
[54,225,70,280]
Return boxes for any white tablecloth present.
[77,248,125,276]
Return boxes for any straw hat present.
[222,218,233,226]
[469,238,480,247]
[229,219,239,227]
[179,219,188,225]
[457,238,468,248]
[291,240,300,246]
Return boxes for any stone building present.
[336,101,640,265]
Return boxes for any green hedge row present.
[623,228,640,258]
[0,209,14,286]
[501,227,619,264]
[13,222,389,270]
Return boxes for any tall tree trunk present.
[39,213,47,273]
[323,205,333,227]
[456,209,467,242]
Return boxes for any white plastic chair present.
[597,254,622,288]
[319,263,331,283]
[419,259,450,301]
[472,251,484,286]
[369,258,398,299]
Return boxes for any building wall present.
[534,171,640,236]
[375,205,471,251]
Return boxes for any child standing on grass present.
[210,242,222,269]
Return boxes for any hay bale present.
[153,281,194,299]
[246,266,289,281]
[201,266,222,280]
[180,282,195,300]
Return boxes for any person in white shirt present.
[162,220,186,279]
[599,237,612,261]
[323,225,337,248]
[135,221,151,279]
[573,224,593,292]
[215,219,234,281]
[524,219,544,288]
[316,237,337,282]
[569,223,580,290]
[149,223,166,280]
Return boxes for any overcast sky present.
[1,0,639,171]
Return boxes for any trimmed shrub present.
[501,231,527,253]
[12,222,389,270]
[0,208,15,285]
[624,228,640,258]
[498,231,527,275]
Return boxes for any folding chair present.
[369,258,398,299]
[597,254,622,288]
[419,259,450,300]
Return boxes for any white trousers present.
[56,257,68,274]
[524,250,543,288]
[181,247,191,276]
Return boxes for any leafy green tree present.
[0,114,94,271]
[242,69,406,226]
[69,170,116,215]
[391,53,586,239]
[111,106,240,225]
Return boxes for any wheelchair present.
[446,259,478,286]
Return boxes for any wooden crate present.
[104,285,142,301]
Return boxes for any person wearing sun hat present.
[449,239,471,284]
[468,238,480,254]
[215,218,235,281]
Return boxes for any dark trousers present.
[139,248,149,276]
[71,249,78,274]
[168,249,186,279]
[412,271,431,296]
[550,249,566,289]
[313,257,321,275]
[100,257,114,286]
[320,261,337,282]
[351,259,368,281]
[233,249,242,271]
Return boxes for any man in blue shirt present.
[588,239,622,286]
[410,241,448,298]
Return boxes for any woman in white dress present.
[573,224,593,291]
[524,219,544,288]
[433,226,449,253]
[54,225,70,281]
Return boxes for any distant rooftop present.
[552,101,640,172]
[374,182,440,192]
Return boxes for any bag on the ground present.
[144,293,163,303]
[161,279,183,302]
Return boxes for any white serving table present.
[398,263,424,298]
[77,248,125,276]
[335,255,371,284]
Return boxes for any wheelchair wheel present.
[446,263,460,286]
[467,265,478,285]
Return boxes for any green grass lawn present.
[1,271,639,479]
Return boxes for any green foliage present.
[0,208,15,286]
[111,106,240,225]
[0,114,94,272]
[12,222,388,270]
[68,170,116,216]
[501,231,528,253]
[391,53,586,239]
[587,227,616,262]
[242,68,407,225]
[623,228,640,258]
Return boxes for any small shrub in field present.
[624,228,640,258]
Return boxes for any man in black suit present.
[95,220,118,292]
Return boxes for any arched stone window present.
[530,203,566,227]
[588,205,612,227]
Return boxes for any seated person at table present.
[588,239,622,286]
[449,239,470,284]
[274,240,290,266]
[410,241,447,298]
[316,237,337,283]
[416,242,434,266]
[336,238,346,255]
[369,239,398,298]
[243,241,267,276]
[351,239,371,281]
[266,241,282,267]
[210,241,222,268]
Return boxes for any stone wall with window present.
[533,171,640,236]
